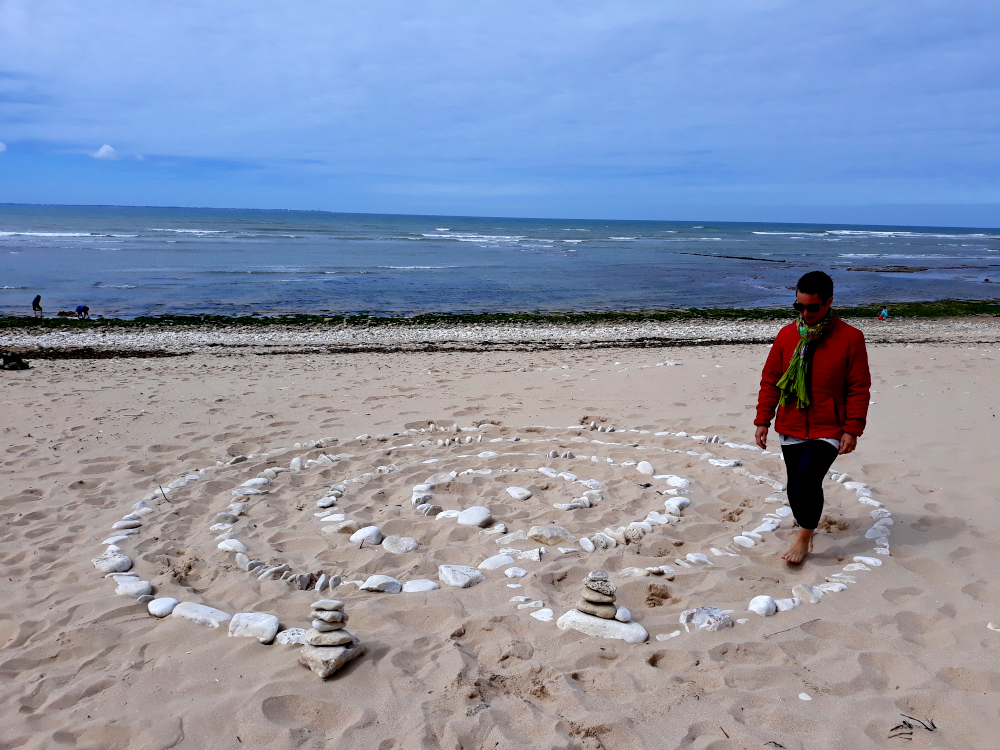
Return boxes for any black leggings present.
[781,440,840,530]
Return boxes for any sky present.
[1,1,999,226]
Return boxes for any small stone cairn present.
[575,570,618,619]
[298,598,365,679]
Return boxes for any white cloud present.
[0,142,7,153]
[91,144,117,160]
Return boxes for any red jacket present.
[756,315,871,439]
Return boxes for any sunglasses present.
[792,301,826,313]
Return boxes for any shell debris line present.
[89,420,891,672]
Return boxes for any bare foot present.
[781,530,814,565]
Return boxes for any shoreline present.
[3,313,1000,357]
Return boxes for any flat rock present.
[504,567,528,578]
[527,525,571,545]
[381,535,419,554]
[304,629,357,647]
[505,486,532,501]
[115,579,152,597]
[147,597,179,617]
[680,606,733,631]
[350,526,384,545]
[92,550,133,574]
[401,579,440,593]
[299,643,365,679]
[557,609,648,644]
[457,506,493,527]
[229,612,280,643]
[495,529,530,545]
[171,602,232,628]
[438,565,485,588]
[478,554,515,571]
[275,628,307,645]
[112,519,142,530]
[217,539,248,553]
[576,600,618,619]
[359,575,402,593]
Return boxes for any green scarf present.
[776,309,835,408]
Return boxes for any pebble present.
[504,567,528,578]
[457,506,493,527]
[842,563,870,572]
[359,575,402,593]
[774,597,801,612]
[92,550,133,574]
[290,457,302,471]
[116,579,153,597]
[685,553,711,565]
[235,553,250,571]
[655,630,681,641]
[618,567,649,578]
[517,600,544,609]
[349,526,385,545]
[317,496,339,508]
[527,525,571,545]
[102,535,132,546]
[733,536,756,548]
[530,609,554,622]
[680,606,733,631]
[312,619,346,632]
[792,583,823,604]
[112,519,142,530]
[217,539,248,553]
[615,606,632,623]
[853,555,882,566]
[322,520,361,534]
[637,461,655,475]
[748,595,777,616]
[171,602,232,628]
[210,523,234,533]
[228,612,281,644]
[556,609,649,643]
[136,594,154,604]
[416,503,444,516]
[505,487,532,501]
[401,579,440,593]
[743,531,763,542]
[438,564,486,588]
[148,597,179,617]
[275,628,307,645]
[579,537,596,552]
[478,554,515,571]
[381,536,419,554]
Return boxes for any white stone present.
[558,472,577,481]
[350,526,385,545]
[517,600,543,609]
[505,486,532,501]
[102,535,132,546]
[619,567,649,578]
[775,507,793,516]
[148,597,179,617]
[116,579,152,597]
[843,562,870,572]
[708,459,741,467]
[615,606,632,622]
[401,579,440,593]
[710,547,739,557]
[457,506,493,527]
[748,596,777,616]
[435,510,461,520]
[495,529,529,545]
[171,602,232,628]
[359,575,402,593]
[557,609,649,643]
[592,531,617,548]
[412,483,434,492]
[774,597,801,612]
[579,537,595,553]
[528,525,571,545]
[438,565,485,588]
[381,536,419,554]
[92,550,132,574]
[743,531,763,542]
[217,539,248,553]
[733,535,756,548]
[290,457,302,471]
[754,519,781,533]
[685,553,711,565]
[792,583,823,604]
[864,526,889,539]
[504,567,528,578]
[229,612,280,643]
[799,693,812,701]
[479,554,516,571]
[853,555,882,566]
[816,581,847,593]
[636,461,655,475]
[112,519,142,530]
[275,628,307,645]
[870,509,892,519]
[661,475,691,488]
[427,471,458,484]
[530,608,554,622]
[655,630,682,641]
[679,606,733,631]
[859,497,884,508]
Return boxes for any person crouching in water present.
[754,271,871,564]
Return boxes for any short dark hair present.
[796,271,833,302]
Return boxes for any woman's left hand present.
[839,433,857,455]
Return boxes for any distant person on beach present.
[878,306,889,321]
[75,305,90,319]
[754,271,871,564]
[32,295,43,317]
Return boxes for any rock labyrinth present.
[92,420,894,675]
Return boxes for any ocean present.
[1,204,998,318]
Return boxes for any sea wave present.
[0,285,29,289]
[149,228,227,234]
[0,231,138,237]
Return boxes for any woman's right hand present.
[754,425,768,450]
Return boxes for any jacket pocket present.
[808,396,840,435]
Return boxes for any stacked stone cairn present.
[298,598,365,679]
[575,570,618,619]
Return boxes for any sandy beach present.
[2,319,999,749]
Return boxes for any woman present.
[754,271,871,564]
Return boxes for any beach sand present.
[1,325,999,749]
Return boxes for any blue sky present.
[1,1,998,225]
